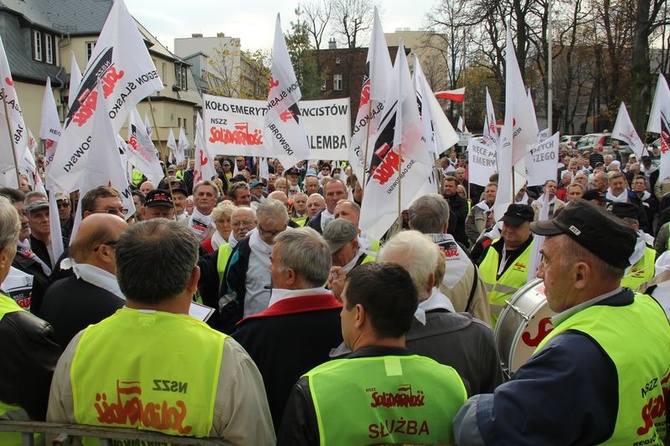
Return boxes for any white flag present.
[166,128,178,162]
[612,102,644,159]
[349,7,393,181]
[127,107,164,184]
[647,74,670,134]
[494,26,539,219]
[359,41,433,240]
[68,52,83,109]
[193,113,217,184]
[258,157,270,181]
[40,77,63,182]
[263,14,309,168]
[483,88,498,145]
[144,113,152,136]
[659,111,670,184]
[0,36,32,186]
[457,116,469,133]
[413,55,459,156]
[50,0,162,193]
[177,127,189,164]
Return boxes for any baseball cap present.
[55,193,69,202]
[500,204,534,226]
[166,177,188,195]
[167,164,177,172]
[25,200,49,213]
[323,219,358,253]
[250,180,263,189]
[530,199,636,269]
[285,167,299,176]
[607,202,640,220]
[144,189,174,208]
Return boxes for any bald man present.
[40,214,128,349]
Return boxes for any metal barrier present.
[0,421,230,445]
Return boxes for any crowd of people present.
[0,148,669,445]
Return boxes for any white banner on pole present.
[525,132,560,187]
[204,95,351,160]
[467,138,497,186]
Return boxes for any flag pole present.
[397,144,403,220]
[147,96,166,161]
[1,87,21,186]
[361,100,373,192]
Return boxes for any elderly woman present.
[202,201,237,254]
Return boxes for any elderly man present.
[234,227,342,431]
[290,192,309,226]
[465,182,497,246]
[592,170,609,193]
[278,262,467,445]
[180,179,218,242]
[0,196,61,438]
[303,175,321,196]
[323,219,375,274]
[478,203,535,326]
[141,189,175,220]
[25,199,53,272]
[306,193,325,221]
[454,199,670,445]
[47,219,275,444]
[379,230,504,395]
[606,171,650,233]
[221,199,288,333]
[56,193,74,239]
[409,194,490,324]
[566,182,585,202]
[138,180,155,196]
[40,214,128,349]
[306,178,348,234]
[334,199,378,254]
[165,177,189,221]
[531,179,565,220]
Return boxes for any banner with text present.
[468,138,497,186]
[525,132,559,186]
[204,94,351,161]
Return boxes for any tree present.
[286,8,327,99]
[331,0,377,49]
[205,39,270,99]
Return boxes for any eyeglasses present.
[57,201,70,209]
[94,207,127,216]
[94,240,118,252]
[232,220,255,228]
[257,224,286,237]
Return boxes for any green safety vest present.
[71,309,227,438]
[216,244,233,289]
[479,240,533,327]
[621,246,656,291]
[131,168,144,186]
[291,216,308,227]
[305,355,467,445]
[535,294,670,445]
[0,295,27,446]
[369,239,380,254]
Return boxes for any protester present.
[234,227,342,431]
[0,195,61,436]
[442,175,469,245]
[408,194,491,324]
[453,199,670,445]
[180,179,218,242]
[465,182,497,246]
[290,192,309,226]
[47,219,275,444]
[378,230,504,395]
[56,193,74,239]
[306,178,348,234]
[323,219,375,277]
[141,189,175,220]
[40,214,128,349]
[478,203,535,326]
[278,262,467,445]
[220,199,289,332]
[229,181,251,207]
[202,201,236,253]
[306,193,326,220]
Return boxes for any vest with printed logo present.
[304,355,467,445]
[535,294,670,445]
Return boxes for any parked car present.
[559,135,581,150]
[575,133,632,160]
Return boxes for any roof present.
[0,0,112,35]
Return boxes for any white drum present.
[494,279,556,375]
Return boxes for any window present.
[33,30,43,61]
[86,41,96,61]
[333,74,343,91]
[45,34,54,64]
[175,64,188,90]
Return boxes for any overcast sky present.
[124,0,434,53]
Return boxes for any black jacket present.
[445,193,469,245]
[0,295,62,421]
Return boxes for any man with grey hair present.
[234,226,342,432]
[409,194,491,325]
[0,196,61,434]
[180,179,219,242]
[378,230,504,395]
[221,199,289,332]
[47,219,275,444]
